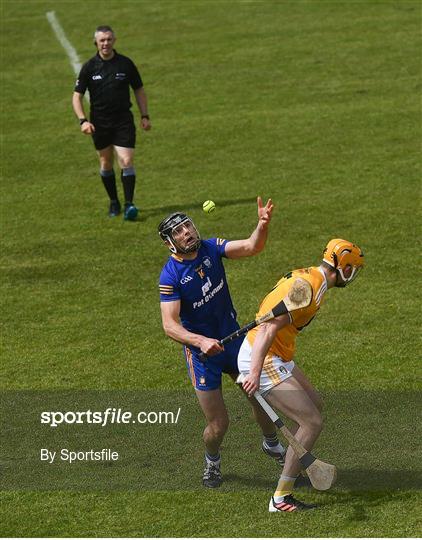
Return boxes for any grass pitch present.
[1,0,421,537]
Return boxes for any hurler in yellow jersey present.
[238,239,364,512]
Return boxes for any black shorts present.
[91,112,136,151]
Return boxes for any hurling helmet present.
[158,212,201,254]
[323,238,364,286]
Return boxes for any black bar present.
[272,300,288,318]
[275,418,284,429]
[299,451,316,469]
[221,320,256,345]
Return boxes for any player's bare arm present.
[160,300,223,355]
[242,314,289,397]
[134,87,151,131]
[225,196,274,259]
[72,92,95,134]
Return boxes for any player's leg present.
[97,145,120,217]
[267,377,323,478]
[278,364,323,446]
[228,372,286,464]
[231,338,286,464]
[194,387,228,488]
[291,364,323,412]
[266,376,322,511]
[184,346,228,488]
[285,365,323,484]
[195,387,229,453]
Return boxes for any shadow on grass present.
[223,472,276,490]
[139,197,257,221]
[335,469,422,491]
[321,488,419,520]
[223,469,421,492]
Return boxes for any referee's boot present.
[262,440,287,466]
[123,202,139,221]
[108,199,121,217]
[202,458,222,488]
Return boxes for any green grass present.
[1,0,421,536]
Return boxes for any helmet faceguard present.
[323,238,364,287]
[158,212,201,254]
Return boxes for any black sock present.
[100,169,118,201]
[121,168,136,205]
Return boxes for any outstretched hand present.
[257,196,274,228]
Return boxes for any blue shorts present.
[184,339,241,391]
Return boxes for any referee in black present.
[72,25,151,220]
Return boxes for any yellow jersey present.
[247,266,328,361]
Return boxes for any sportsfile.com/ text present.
[40,407,182,427]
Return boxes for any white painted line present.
[46,11,82,75]
[46,10,90,104]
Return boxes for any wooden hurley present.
[237,374,337,491]
[199,278,313,362]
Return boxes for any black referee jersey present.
[74,51,143,117]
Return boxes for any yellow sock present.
[274,475,296,499]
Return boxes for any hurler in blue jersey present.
[158,198,287,488]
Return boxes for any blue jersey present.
[159,238,238,341]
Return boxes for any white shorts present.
[237,337,295,396]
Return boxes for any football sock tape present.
[274,475,297,500]
[205,452,221,463]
